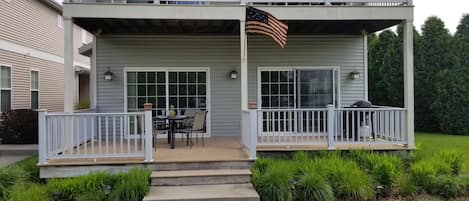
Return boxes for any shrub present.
[7,183,49,201]
[432,175,466,199]
[294,173,334,201]
[253,164,294,201]
[0,109,38,144]
[107,168,151,201]
[434,149,463,175]
[47,172,115,200]
[0,167,27,201]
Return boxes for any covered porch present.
[40,0,415,168]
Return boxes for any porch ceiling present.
[74,18,401,35]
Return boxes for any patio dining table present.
[154,115,187,149]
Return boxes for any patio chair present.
[177,111,207,148]
[153,110,169,150]
[175,109,197,146]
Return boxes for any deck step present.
[152,160,253,171]
[143,184,260,201]
[151,169,252,186]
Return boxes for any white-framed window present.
[124,68,210,136]
[30,70,39,110]
[258,67,340,109]
[126,71,208,115]
[0,65,12,112]
[57,15,63,28]
[81,29,88,44]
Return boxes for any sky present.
[54,0,468,33]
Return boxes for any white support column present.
[64,17,75,113]
[248,110,257,159]
[327,104,335,150]
[144,103,153,162]
[240,20,248,110]
[91,40,97,108]
[363,31,369,101]
[38,109,48,165]
[403,19,415,149]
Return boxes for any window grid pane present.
[260,70,294,109]
[1,66,11,89]
[31,71,39,90]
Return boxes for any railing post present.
[327,105,335,150]
[248,110,258,159]
[38,109,48,165]
[143,103,153,162]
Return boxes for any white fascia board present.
[64,4,412,21]
[63,4,244,20]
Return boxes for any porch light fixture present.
[104,67,113,81]
[350,70,360,80]
[229,70,238,80]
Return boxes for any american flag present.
[246,6,288,48]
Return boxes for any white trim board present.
[0,38,90,68]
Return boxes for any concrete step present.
[152,160,253,171]
[143,184,260,201]
[151,169,252,186]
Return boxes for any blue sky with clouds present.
[55,0,467,33]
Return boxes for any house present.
[38,0,415,183]
[0,0,93,113]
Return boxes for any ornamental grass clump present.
[0,167,27,201]
[317,153,375,201]
[7,183,49,201]
[252,159,295,201]
[350,150,404,195]
[46,171,115,201]
[107,168,151,201]
[434,149,463,175]
[293,172,334,201]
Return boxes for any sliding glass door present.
[259,68,339,134]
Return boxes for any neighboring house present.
[0,0,92,113]
[38,0,415,180]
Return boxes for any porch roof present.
[75,18,401,35]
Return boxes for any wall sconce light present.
[104,67,113,81]
[350,70,360,80]
[229,70,238,80]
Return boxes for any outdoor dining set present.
[153,109,208,149]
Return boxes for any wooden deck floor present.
[43,136,408,166]
[44,137,250,166]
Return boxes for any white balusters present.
[39,112,152,163]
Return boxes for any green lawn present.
[415,132,469,174]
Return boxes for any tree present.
[453,14,469,67]
[415,16,454,132]
[368,30,399,106]
[431,14,469,135]
[432,68,469,134]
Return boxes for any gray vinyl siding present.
[248,35,366,107]
[96,35,241,136]
[95,35,365,136]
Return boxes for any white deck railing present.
[38,110,153,164]
[65,0,412,6]
[243,106,408,151]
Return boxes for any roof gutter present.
[39,0,63,14]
